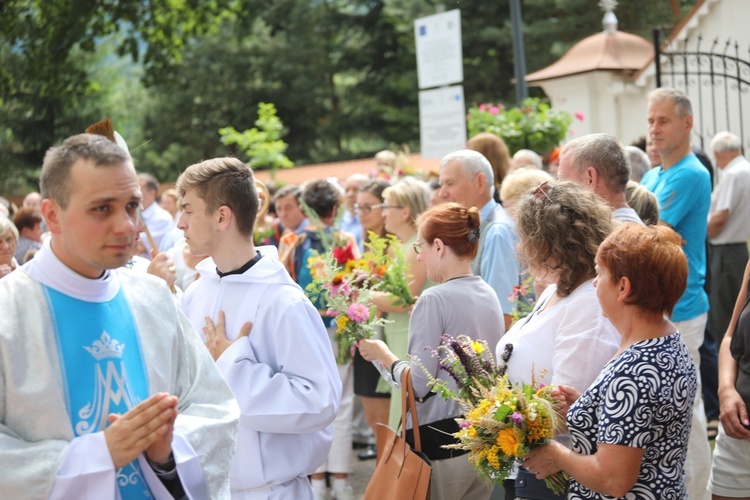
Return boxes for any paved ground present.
[350,452,377,499]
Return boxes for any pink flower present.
[346,303,370,323]
[459,420,472,429]
[489,106,500,115]
[479,103,487,112]
[332,281,352,297]
[569,128,576,136]
[574,111,585,121]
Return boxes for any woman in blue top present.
[524,223,697,499]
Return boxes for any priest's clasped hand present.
[103,392,178,469]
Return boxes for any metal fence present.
[654,30,750,153]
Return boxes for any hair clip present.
[467,227,480,243]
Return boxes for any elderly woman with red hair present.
[524,224,697,499]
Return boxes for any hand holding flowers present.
[413,335,569,494]
[307,245,388,364]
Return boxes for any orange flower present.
[280,232,298,247]
[496,428,521,457]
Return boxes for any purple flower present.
[510,412,524,426]
[459,420,471,429]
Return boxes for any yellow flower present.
[467,399,494,421]
[526,414,554,442]
[486,445,501,469]
[336,315,350,333]
[471,340,485,355]
[496,428,521,457]
[467,425,477,438]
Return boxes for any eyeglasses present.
[412,241,427,254]
[354,204,378,214]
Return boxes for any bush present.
[467,98,572,156]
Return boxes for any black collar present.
[216,251,263,278]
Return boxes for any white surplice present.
[0,240,240,499]
[181,246,341,499]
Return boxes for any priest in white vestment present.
[0,134,240,499]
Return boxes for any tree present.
[0,0,231,193]
[219,102,294,179]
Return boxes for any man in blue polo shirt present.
[641,87,712,500]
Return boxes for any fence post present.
[653,28,662,88]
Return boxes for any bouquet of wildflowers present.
[365,232,416,307]
[307,247,388,364]
[415,335,568,494]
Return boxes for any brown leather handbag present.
[364,366,432,500]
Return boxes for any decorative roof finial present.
[599,0,618,34]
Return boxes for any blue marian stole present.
[44,285,153,499]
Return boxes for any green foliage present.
[0,0,231,193]
[219,103,294,177]
[0,0,699,193]
[467,98,573,155]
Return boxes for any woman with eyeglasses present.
[359,202,504,500]
[351,178,392,460]
[498,180,620,499]
[368,176,434,429]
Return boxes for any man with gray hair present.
[341,173,368,251]
[708,131,750,343]
[641,87,712,500]
[557,133,643,225]
[510,148,543,171]
[439,149,518,330]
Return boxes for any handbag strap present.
[400,366,423,452]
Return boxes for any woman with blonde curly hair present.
[497,180,620,499]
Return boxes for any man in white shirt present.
[557,133,643,226]
[177,157,341,499]
[0,133,239,499]
[708,131,750,342]
[138,173,181,255]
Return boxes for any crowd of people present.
[0,86,749,500]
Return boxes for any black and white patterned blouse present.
[567,332,696,499]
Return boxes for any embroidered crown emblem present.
[83,332,125,360]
